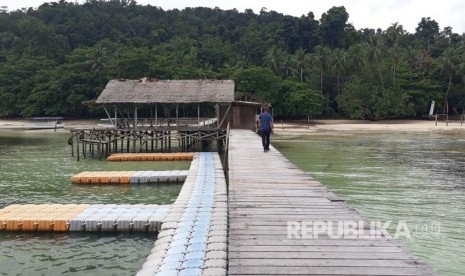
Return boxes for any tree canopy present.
[0,0,464,119]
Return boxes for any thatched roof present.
[96,79,235,104]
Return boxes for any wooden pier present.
[227,129,437,275]
[68,79,235,160]
[68,126,226,160]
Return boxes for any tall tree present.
[416,17,440,53]
[319,6,349,49]
[263,45,285,76]
[331,48,348,94]
[438,47,458,113]
[348,43,365,73]
[390,44,401,86]
[294,48,307,82]
[366,40,385,87]
[386,22,404,47]
[312,45,331,94]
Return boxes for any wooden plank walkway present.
[227,129,437,276]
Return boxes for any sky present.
[2,0,465,34]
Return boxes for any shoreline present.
[0,118,464,134]
[274,119,465,135]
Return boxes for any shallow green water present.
[0,131,189,275]
[273,131,465,276]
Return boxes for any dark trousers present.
[261,129,271,150]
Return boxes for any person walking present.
[258,107,273,152]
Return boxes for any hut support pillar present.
[155,104,158,127]
[114,106,118,128]
[133,104,138,152]
[197,104,200,129]
[76,136,80,161]
[176,104,179,128]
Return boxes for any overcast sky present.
[2,0,465,34]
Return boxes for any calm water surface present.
[273,131,465,276]
[0,130,189,275]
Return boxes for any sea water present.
[273,131,465,276]
[0,131,189,275]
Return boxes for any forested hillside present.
[1,0,464,119]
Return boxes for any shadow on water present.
[0,133,48,147]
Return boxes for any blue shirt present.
[259,111,272,130]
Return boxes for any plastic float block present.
[116,216,133,231]
[132,217,149,231]
[21,218,38,231]
[5,218,22,231]
[68,218,86,231]
[52,218,69,232]
[179,268,202,276]
[37,219,53,231]
[182,258,204,269]
[100,218,117,231]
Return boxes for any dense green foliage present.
[1,0,464,119]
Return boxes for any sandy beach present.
[0,119,101,132]
[0,118,464,134]
[274,119,465,135]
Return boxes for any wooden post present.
[76,135,80,162]
[169,131,172,152]
[151,131,154,152]
[133,104,138,152]
[121,132,124,153]
[197,103,200,129]
[155,132,158,152]
[70,132,74,157]
[155,103,158,127]
[114,106,118,128]
[216,104,219,129]
[126,133,130,153]
[435,114,438,126]
[113,131,117,153]
[176,104,179,129]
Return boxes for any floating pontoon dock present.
[136,152,228,276]
[107,153,194,162]
[71,170,189,184]
[0,204,169,232]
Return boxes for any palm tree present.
[264,45,285,76]
[386,23,405,86]
[438,48,458,113]
[312,45,330,93]
[390,44,401,86]
[348,44,365,73]
[386,22,404,47]
[331,48,348,94]
[282,54,295,78]
[294,48,307,82]
[86,46,108,72]
[366,41,385,87]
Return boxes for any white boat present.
[24,117,64,130]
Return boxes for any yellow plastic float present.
[106,152,194,162]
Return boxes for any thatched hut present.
[95,78,235,129]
